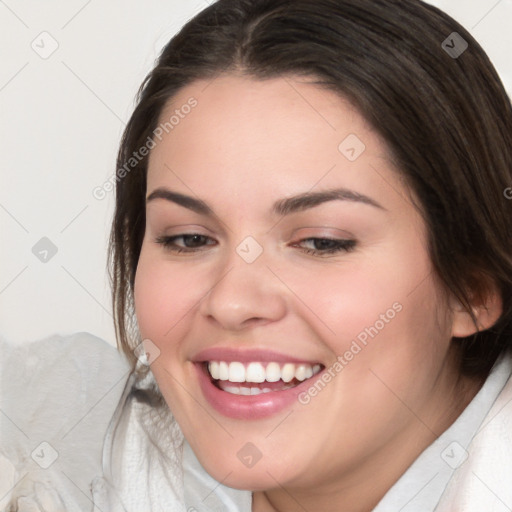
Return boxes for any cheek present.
[133,248,200,343]
[275,259,419,352]
[283,241,450,370]
[133,258,168,339]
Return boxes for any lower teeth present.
[224,385,272,395]
[217,382,297,395]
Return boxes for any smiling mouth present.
[205,360,324,395]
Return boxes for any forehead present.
[146,74,407,215]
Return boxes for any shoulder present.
[0,331,126,374]
[0,332,131,511]
[436,352,512,511]
[0,332,130,435]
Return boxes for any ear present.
[450,283,502,338]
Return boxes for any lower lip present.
[195,363,321,419]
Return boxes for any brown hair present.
[109,0,512,376]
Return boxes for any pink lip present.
[195,361,324,420]
[193,347,320,365]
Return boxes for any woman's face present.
[134,75,470,503]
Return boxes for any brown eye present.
[295,238,356,256]
[155,234,217,253]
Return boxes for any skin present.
[133,74,501,511]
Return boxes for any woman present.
[100,0,512,510]
[3,0,511,511]
[104,0,512,510]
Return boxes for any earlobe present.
[450,287,503,338]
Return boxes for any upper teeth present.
[207,361,322,383]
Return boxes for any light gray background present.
[1,0,511,346]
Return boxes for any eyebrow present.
[272,188,386,215]
[146,189,213,215]
[146,187,386,215]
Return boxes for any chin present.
[195,448,293,491]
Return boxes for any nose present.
[198,251,287,332]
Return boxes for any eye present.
[293,237,356,256]
[155,234,217,253]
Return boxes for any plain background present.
[1,0,511,347]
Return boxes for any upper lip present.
[192,347,322,365]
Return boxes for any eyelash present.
[154,234,357,256]
[295,237,357,255]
